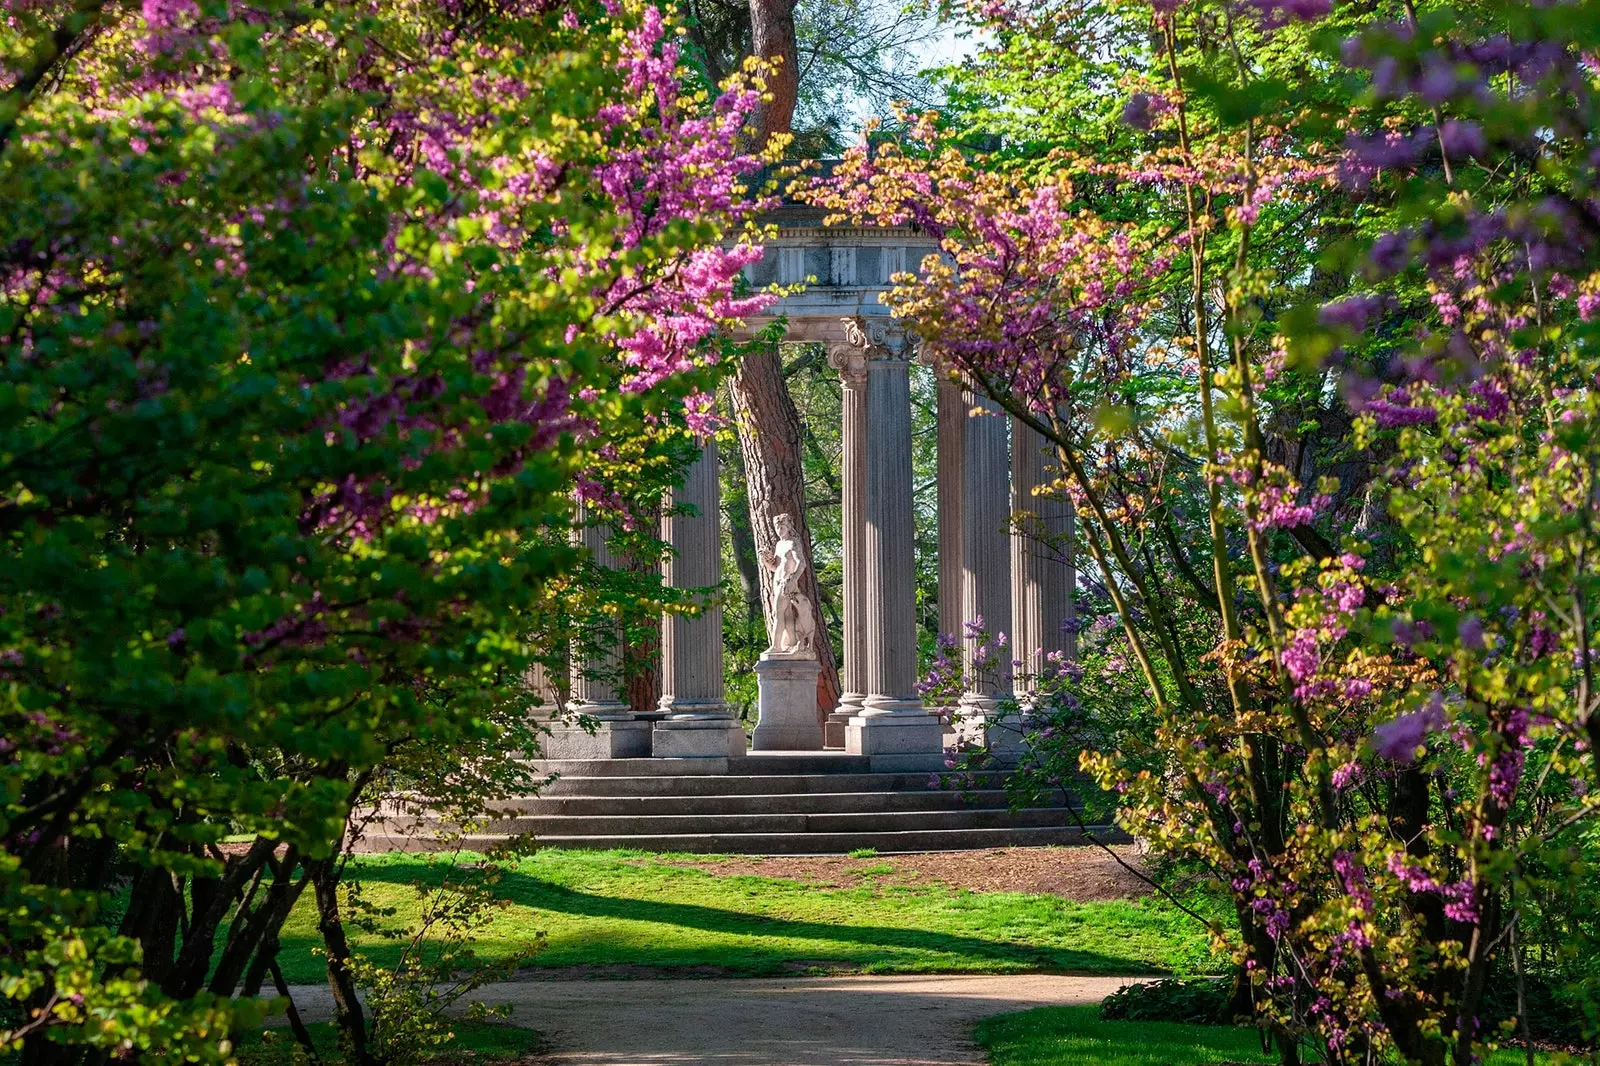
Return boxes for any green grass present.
[274,849,1220,984]
[978,1005,1277,1066]
[976,1006,1577,1066]
[236,1021,542,1066]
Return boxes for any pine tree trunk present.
[728,343,841,724]
[723,441,767,644]
[735,0,834,725]
[748,0,798,138]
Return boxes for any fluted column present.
[571,502,630,718]
[859,342,923,717]
[658,439,729,718]
[1011,418,1077,689]
[959,389,1013,711]
[936,377,965,644]
[654,438,743,759]
[824,345,870,748]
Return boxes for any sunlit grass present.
[976,1006,1577,1066]
[274,848,1222,984]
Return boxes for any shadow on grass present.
[282,864,1165,978]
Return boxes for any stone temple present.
[371,205,1092,854]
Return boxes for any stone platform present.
[361,752,1116,855]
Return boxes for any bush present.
[1100,978,1235,1027]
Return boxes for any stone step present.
[360,825,1110,855]
[460,807,1074,837]
[534,772,1008,797]
[487,788,1058,817]
[532,755,870,777]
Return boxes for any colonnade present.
[561,316,1075,763]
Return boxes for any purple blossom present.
[1319,295,1383,333]
[1437,120,1486,159]
[1332,761,1364,790]
[1369,230,1414,274]
[1281,628,1319,684]
[1121,93,1154,130]
[1372,692,1446,762]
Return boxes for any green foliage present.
[0,0,771,1061]
[1100,978,1235,1026]
[341,853,539,1066]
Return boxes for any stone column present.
[654,438,744,760]
[824,344,870,748]
[959,389,1013,719]
[571,508,631,719]
[1012,418,1077,682]
[935,377,965,646]
[845,325,943,769]
[544,503,652,759]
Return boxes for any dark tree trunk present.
[309,857,376,1066]
[729,342,841,725]
[748,0,798,138]
[730,5,835,723]
[723,428,767,643]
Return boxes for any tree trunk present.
[748,0,798,138]
[309,857,376,1066]
[728,343,841,724]
[735,0,835,723]
[724,441,767,644]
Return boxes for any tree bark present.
[723,439,767,643]
[731,3,834,723]
[309,857,375,1066]
[748,0,798,138]
[728,343,841,724]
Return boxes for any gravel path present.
[286,973,1144,1065]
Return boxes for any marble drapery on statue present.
[752,512,823,749]
[763,512,817,658]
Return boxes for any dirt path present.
[645,845,1151,899]
[286,973,1145,1065]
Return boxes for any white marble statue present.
[762,512,817,658]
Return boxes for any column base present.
[652,716,746,759]
[542,718,652,760]
[752,655,823,751]
[823,692,866,749]
[845,712,944,771]
[953,702,1030,767]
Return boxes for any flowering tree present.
[811,0,1600,1061]
[0,0,774,1062]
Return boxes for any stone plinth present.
[954,709,1030,766]
[752,655,824,751]
[544,719,653,760]
[846,714,947,772]
[653,717,746,759]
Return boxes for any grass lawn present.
[273,849,1220,984]
[978,1005,1277,1066]
[236,1021,542,1066]
[976,1006,1575,1066]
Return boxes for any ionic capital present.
[826,344,869,385]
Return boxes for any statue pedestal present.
[752,653,823,751]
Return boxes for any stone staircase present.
[362,753,1112,855]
